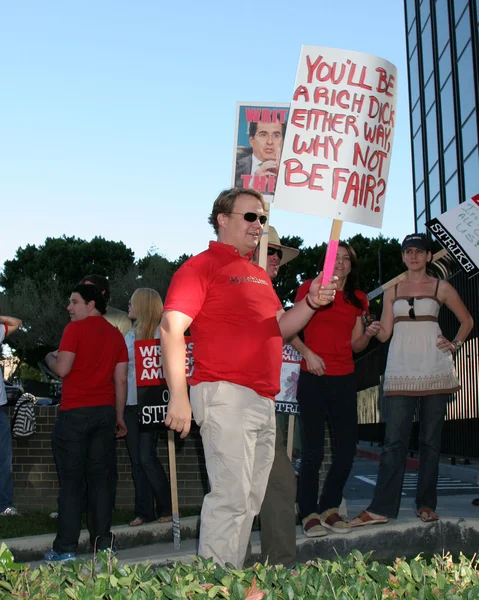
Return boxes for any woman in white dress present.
[350,234,473,526]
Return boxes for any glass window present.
[413,128,424,186]
[462,110,478,159]
[412,100,422,136]
[430,194,442,219]
[435,0,450,56]
[464,148,479,201]
[458,41,475,122]
[426,105,438,169]
[456,8,471,56]
[440,76,456,146]
[415,182,426,216]
[445,174,459,210]
[409,48,420,107]
[424,76,435,113]
[429,163,440,200]
[408,18,418,57]
[443,139,457,183]
[420,2,430,30]
[439,42,451,88]
[421,20,434,82]
[406,0,417,31]
[416,212,427,233]
[454,0,468,24]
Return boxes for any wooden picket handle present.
[168,430,181,549]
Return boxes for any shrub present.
[1,542,479,599]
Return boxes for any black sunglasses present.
[408,297,416,320]
[268,247,283,260]
[229,211,267,225]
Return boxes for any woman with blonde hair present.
[124,288,172,526]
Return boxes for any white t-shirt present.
[125,326,160,406]
[0,325,7,407]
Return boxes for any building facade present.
[404,0,479,456]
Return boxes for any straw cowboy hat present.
[268,225,300,266]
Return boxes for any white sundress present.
[383,284,460,397]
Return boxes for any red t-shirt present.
[295,281,368,376]
[59,316,128,410]
[164,241,283,399]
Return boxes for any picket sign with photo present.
[426,193,479,277]
[134,337,194,549]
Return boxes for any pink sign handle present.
[322,239,339,284]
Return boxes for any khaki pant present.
[190,381,276,568]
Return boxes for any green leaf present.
[410,560,424,583]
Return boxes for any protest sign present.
[134,337,194,431]
[426,194,479,277]
[274,46,397,229]
[232,102,289,200]
[275,344,302,415]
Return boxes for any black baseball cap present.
[401,233,431,252]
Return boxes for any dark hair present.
[208,188,265,235]
[80,274,110,302]
[72,284,107,315]
[249,120,287,138]
[318,241,363,310]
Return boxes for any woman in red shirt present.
[291,242,379,537]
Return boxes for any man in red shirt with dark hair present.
[44,284,128,562]
[160,187,337,568]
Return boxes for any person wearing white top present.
[124,288,172,527]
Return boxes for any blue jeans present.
[124,406,171,521]
[368,394,448,518]
[0,407,13,512]
[52,405,117,553]
[297,371,358,517]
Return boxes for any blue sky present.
[0,0,413,268]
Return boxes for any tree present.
[1,235,135,293]
[272,233,404,306]
[0,236,137,368]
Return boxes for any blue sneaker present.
[44,549,77,562]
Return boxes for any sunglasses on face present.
[229,211,267,225]
[408,297,416,320]
[267,247,283,260]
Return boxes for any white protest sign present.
[426,194,479,277]
[274,46,397,228]
[275,344,302,414]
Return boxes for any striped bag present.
[11,393,37,438]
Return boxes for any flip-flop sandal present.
[158,516,173,523]
[416,507,439,522]
[129,516,145,527]
[349,510,388,527]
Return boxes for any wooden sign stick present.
[322,220,343,285]
[258,201,271,270]
[167,429,181,549]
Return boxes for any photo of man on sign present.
[232,102,289,198]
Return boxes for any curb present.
[5,515,200,562]
[356,447,419,470]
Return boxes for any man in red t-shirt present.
[43,284,128,562]
[160,188,337,569]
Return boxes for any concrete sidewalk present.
[7,446,479,567]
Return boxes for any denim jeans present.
[52,405,117,553]
[124,406,171,521]
[368,394,448,518]
[297,371,358,517]
[0,407,13,512]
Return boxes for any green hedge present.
[1,542,479,599]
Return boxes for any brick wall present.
[8,405,209,512]
[8,406,333,513]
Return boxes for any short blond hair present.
[208,188,265,234]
